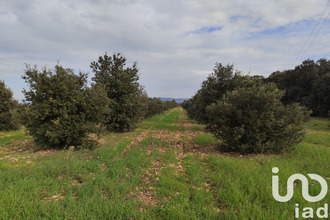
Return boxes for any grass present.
[303,117,330,147]
[194,134,216,146]
[0,108,329,219]
[0,127,32,146]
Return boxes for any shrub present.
[145,98,166,118]
[206,83,310,154]
[183,62,264,124]
[22,64,109,149]
[0,80,20,131]
[90,53,143,131]
[163,99,178,110]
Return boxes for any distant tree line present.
[266,58,330,117]
[182,59,329,154]
[0,53,177,149]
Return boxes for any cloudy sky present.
[1,0,329,100]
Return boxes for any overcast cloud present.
[1,0,329,100]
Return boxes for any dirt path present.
[129,107,215,210]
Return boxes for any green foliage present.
[132,86,150,122]
[90,53,144,131]
[311,72,330,117]
[0,80,20,131]
[183,63,263,124]
[163,99,178,110]
[90,53,177,129]
[267,58,330,117]
[22,64,109,149]
[206,83,310,154]
[145,98,168,118]
[84,84,111,125]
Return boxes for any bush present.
[183,63,263,124]
[163,99,178,110]
[145,98,166,118]
[0,80,20,131]
[90,53,143,132]
[22,64,109,149]
[206,83,310,154]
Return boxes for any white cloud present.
[0,0,329,99]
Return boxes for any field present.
[0,108,329,219]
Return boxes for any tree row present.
[182,58,329,154]
[0,53,178,149]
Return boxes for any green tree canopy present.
[22,64,109,149]
[184,63,262,123]
[206,83,310,154]
[267,58,330,117]
[0,80,19,131]
[90,53,143,131]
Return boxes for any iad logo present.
[272,167,328,218]
[272,167,328,202]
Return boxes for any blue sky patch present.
[230,15,249,23]
[185,26,222,35]
[246,19,327,41]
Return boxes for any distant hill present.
[159,97,189,104]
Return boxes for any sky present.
[1,0,330,101]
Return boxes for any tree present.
[132,86,149,122]
[84,84,112,126]
[90,53,143,131]
[266,58,330,117]
[183,63,261,123]
[206,83,310,154]
[311,72,330,116]
[163,99,178,110]
[0,80,20,131]
[145,98,166,118]
[22,64,109,149]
